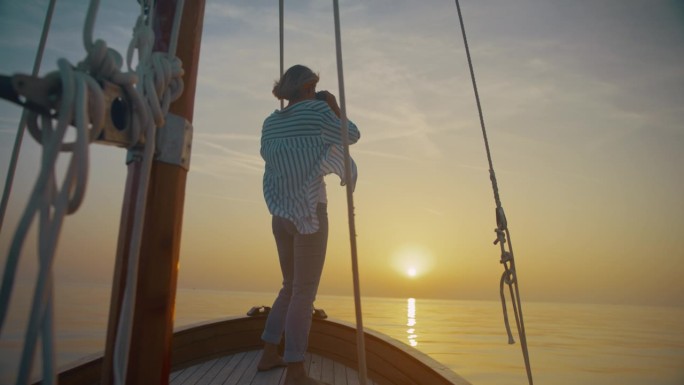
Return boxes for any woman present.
[258,64,360,385]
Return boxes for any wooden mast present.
[100,1,206,384]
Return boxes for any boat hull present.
[37,316,471,385]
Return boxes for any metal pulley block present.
[96,80,141,148]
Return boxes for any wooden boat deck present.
[170,350,378,385]
[46,315,471,385]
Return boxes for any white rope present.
[111,6,155,382]
[0,0,184,383]
[331,2,368,384]
[3,50,106,385]
[0,0,108,377]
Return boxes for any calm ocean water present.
[1,282,683,385]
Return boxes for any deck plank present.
[250,366,285,385]
[182,358,221,384]
[171,350,373,385]
[195,356,233,385]
[222,350,259,385]
[215,352,247,384]
[212,352,248,385]
[345,366,361,385]
[307,353,323,381]
[170,362,201,385]
[321,357,335,384]
[333,361,347,385]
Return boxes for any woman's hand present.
[316,90,341,117]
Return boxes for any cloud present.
[186,191,261,205]
[190,136,263,179]
[352,148,414,162]
[195,132,258,141]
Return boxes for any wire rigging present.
[279,0,284,110]
[454,1,534,384]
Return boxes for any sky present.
[0,0,683,308]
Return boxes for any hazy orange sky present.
[1,0,683,307]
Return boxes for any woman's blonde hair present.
[272,65,319,100]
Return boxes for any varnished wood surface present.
[169,351,378,385]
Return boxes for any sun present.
[391,245,434,279]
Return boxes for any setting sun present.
[392,245,434,279]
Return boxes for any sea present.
[0,282,683,385]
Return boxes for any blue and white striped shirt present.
[261,99,360,234]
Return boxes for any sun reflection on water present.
[407,297,417,347]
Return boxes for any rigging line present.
[279,0,284,110]
[332,1,368,385]
[112,6,153,382]
[453,1,534,384]
[0,0,57,236]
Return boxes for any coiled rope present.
[0,0,184,384]
[454,1,534,384]
[0,1,109,381]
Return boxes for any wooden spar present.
[100,1,206,384]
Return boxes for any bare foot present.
[257,343,287,371]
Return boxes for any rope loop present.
[493,227,506,245]
[127,14,155,71]
[499,271,516,344]
[126,12,184,131]
[0,49,108,385]
[500,250,513,265]
[502,266,516,285]
[140,52,184,127]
